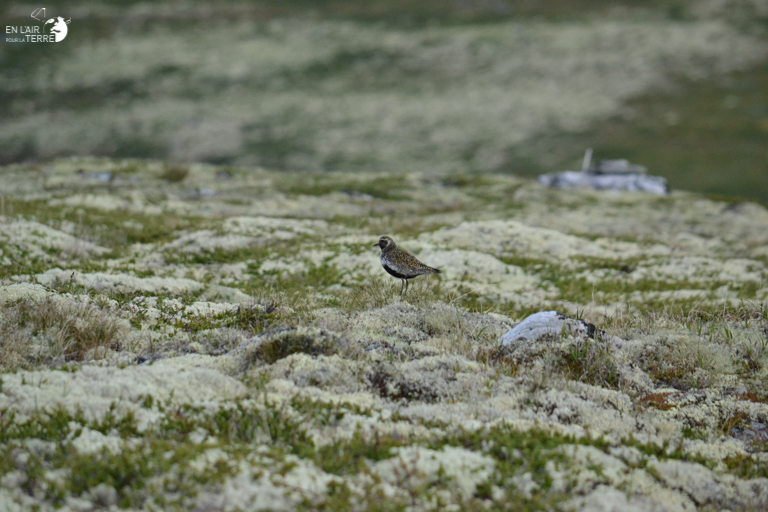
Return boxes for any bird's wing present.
[404,252,440,274]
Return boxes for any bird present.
[373,236,441,296]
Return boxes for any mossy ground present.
[1,2,768,508]
[1,156,767,510]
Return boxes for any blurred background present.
[1,0,767,202]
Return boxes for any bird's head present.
[373,236,396,251]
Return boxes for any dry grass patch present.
[638,391,677,411]
[422,309,511,365]
[557,336,622,388]
[720,410,751,436]
[0,296,131,369]
[342,274,444,311]
[603,304,768,390]
[497,330,625,391]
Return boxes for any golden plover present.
[373,236,441,295]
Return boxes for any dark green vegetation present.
[2,384,766,511]
[249,328,345,364]
[178,302,277,335]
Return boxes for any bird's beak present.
[372,243,378,247]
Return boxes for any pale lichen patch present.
[163,230,261,254]
[70,427,124,455]
[370,446,495,502]
[0,364,247,428]
[35,268,205,295]
[0,220,108,260]
[0,283,51,303]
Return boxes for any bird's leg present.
[405,279,409,296]
[400,279,405,296]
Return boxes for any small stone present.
[499,311,599,347]
[90,483,118,508]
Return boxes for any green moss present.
[0,197,190,256]
[165,243,270,267]
[724,453,768,480]
[0,399,292,507]
[235,262,348,310]
[66,447,160,508]
[251,329,343,365]
[315,430,403,475]
[2,388,764,510]
[681,426,708,440]
[176,303,277,335]
[278,174,410,200]
[0,404,77,444]
[432,425,568,507]
[45,436,235,508]
[0,248,61,280]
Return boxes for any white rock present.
[538,171,668,195]
[499,311,597,347]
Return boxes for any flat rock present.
[538,171,669,195]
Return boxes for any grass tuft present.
[0,297,130,369]
[343,274,444,311]
[249,328,345,365]
[159,164,189,183]
[557,337,621,389]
